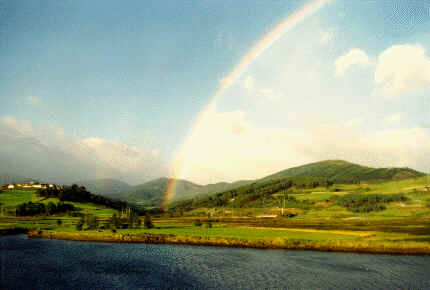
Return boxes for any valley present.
[1,160,429,254]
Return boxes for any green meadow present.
[1,176,430,254]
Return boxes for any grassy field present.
[0,189,118,217]
[0,189,118,231]
[1,180,430,254]
[115,224,360,240]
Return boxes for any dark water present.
[1,235,430,289]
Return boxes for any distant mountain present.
[262,160,426,183]
[73,160,426,207]
[74,179,133,200]
[124,177,254,207]
[0,173,36,185]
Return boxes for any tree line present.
[333,193,407,213]
[37,184,136,212]
[169,177,333,211]
[16,201,75,216]
[75,210,154,231]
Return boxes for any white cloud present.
[240,75,281,103]
[0,116,166,184]
[374,44,430,96]
[242,75,255,93]
[259,89,281,103]
[26,95,41,106]
[320,30,334,44]
[334,48,370,76]
[171,103,304,183]
[382,113,404,126]
[172,103,430,184]
[151,149,160,157]
[0,116,32,135]
[345,118,363,128]
[294,124,430,170]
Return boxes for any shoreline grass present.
[27,228,430,255]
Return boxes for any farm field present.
[1,178,430,254]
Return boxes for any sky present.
[1,0,430,185]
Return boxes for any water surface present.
[1,235,430,289]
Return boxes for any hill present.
[74,178,133,200]
[262,160,425,183]
[72,160,426,208]
[124,178,253,207]
[0,185,129,218]
[170,160,428,211]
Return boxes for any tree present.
[75,220,83,231]
[87,215,98,230]
[127,210,140,228]
[109,213,121,229]
[76,216,85,231]
[144,214,154,229]
[46,202,57,215]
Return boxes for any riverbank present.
[27,229,430,255]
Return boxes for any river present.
[1,235,430,289]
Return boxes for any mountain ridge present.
[261,160,425,183]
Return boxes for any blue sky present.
[0,0,307,156]
[1,1,430,184]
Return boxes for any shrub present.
[75,221,83,231]
[87,215,98,230]
[144,214,154,229]
[204,222,212,228]
[194,219,202,227]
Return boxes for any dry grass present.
[240,226,373,237]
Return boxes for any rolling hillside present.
[125,178,253,207]
[170,160,428,211]
[75,178,133,200]
[262,160,425,183]
[72,160,426,208]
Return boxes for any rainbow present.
[161,0,332,210]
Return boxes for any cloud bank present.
[0,116,167,184]
[173,102,430,184]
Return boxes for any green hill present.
[72,160,425,208]
[170,160,427,211]
[0,188,123,218]
[74,179,133,200]
[262,160,425,183]
[124,178,253,207]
